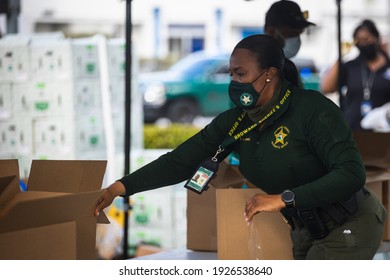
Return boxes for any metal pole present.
[123,0,132,260]
[6,0,20,34]
[336,0,343,109]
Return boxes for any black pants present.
[291,188,387,260]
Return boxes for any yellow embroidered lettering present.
[228,121,239,136]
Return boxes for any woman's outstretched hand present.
[95,181,126,216]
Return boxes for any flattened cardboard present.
[0,159,109,260]
[216,189,293,260]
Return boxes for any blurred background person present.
[321,19,390,131]
[264,0,315,59]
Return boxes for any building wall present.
[13,0,390,71]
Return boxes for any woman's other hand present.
[244,193,285,225]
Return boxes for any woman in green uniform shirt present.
[96,34,387,260]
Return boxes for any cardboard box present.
[365,169,389,201]
[383,181,390,240]
[0,159,109,260]
[187,185,217,251]
[135,244,164,257]
[365,169,390,241]
[217,188,293,260]
[353,131,390,170]
[187,161,293,259]
[187,161,243,252]
[353,131,390,240]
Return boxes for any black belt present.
[321,187,369,225]
[282,187,370,233]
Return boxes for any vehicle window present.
[169,52,229,75]
[170,58,217,77]
[214,64,229,75]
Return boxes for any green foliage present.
[144,124,201,149]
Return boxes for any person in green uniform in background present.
[96,34,387,260]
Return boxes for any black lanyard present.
[361,65,376,100]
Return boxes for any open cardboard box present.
[0,159,109,260]
[187,161,293,260]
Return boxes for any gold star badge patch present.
[272,126,290,149]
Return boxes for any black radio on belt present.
[298,208,329,239]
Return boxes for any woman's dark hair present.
[353,19,380,39]
[233,34,299,87]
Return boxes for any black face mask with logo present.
[228,70,268,110]
[357,43,379,61]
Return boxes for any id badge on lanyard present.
[184,146,223,194]
[361,87,373,117]
[360,68,375,117]
[360,100,372,117]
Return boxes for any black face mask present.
[228,70,268,109]
[357,43,379,61]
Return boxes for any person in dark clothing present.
[96,34,386,260]
[264,0,315,59]
[321,19,390,131]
